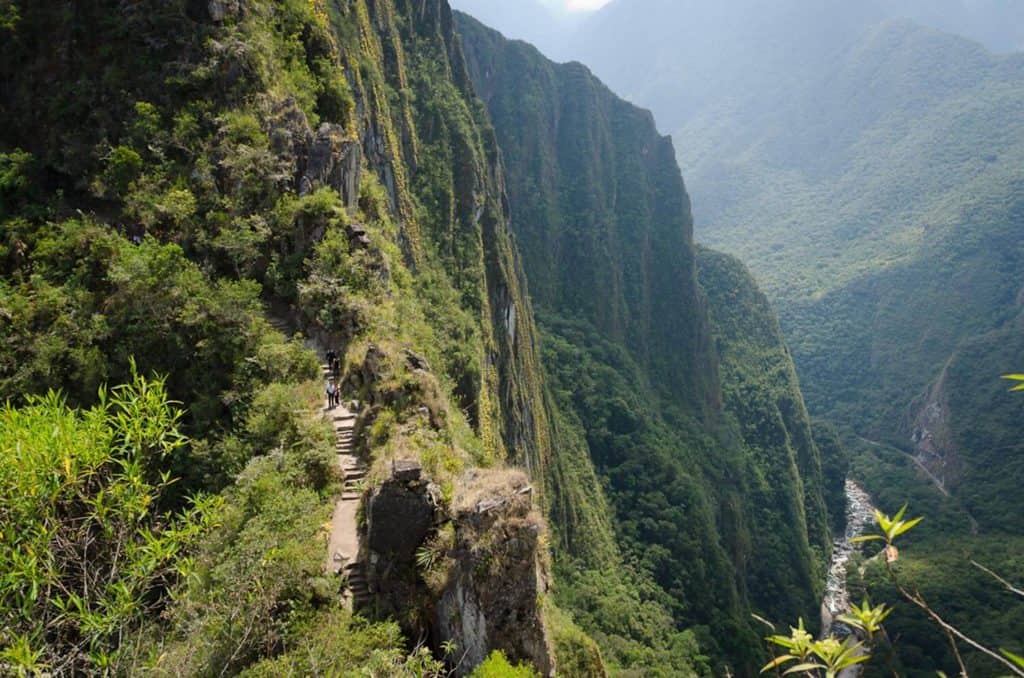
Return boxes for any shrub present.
[0,370,217,675]
[469,650,540,678]
[102,146,144,197]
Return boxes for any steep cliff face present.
[0,0,569,674]
[696,247,831,620]
[364,465,554,675]
[332,0,554,479]
[457,14,719,415]
[0,0,551,477]
[456,15,834,672]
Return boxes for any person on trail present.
[326,349,337,366]
[331,355,341,380]
[326,379,338,409]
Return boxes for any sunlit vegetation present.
[0,0,570,673]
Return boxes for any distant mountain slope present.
[458,14,837,673]
[566,1,1024,525]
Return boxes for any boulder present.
[207,0,242,22]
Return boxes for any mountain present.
[449,0,568,51]
[452,0,1024,65]
[582,9,1024,527]
[0,0,844,675]
[457,14,838,673]
[552,0,1024,673]
[0,0,586,674]
[882,0,1024,52]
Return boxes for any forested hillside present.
[457,15,839,675]
[569,6,1024,528]
[548,1,1024,673]
[0,0,850,675]
[0,0,590,673]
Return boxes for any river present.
[821,479,876,637]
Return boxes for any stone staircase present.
[322,360,371,611]
[264,312,371,610]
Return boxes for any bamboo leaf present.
[1002,648,1024,668]
[784,663,826,675]
[851,534,884,543]
[893,516,924,537]
[760,654,798,672]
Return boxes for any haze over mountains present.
[2,0,1021,675]
[453,1,1024,673]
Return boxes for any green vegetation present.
[0,0,580,673]
[0,372,215,674]
[470,650,542,678]
[457,16,845,674]
[766,503,1024,677]
[845,503,1024,675]
[532,6,1024,675]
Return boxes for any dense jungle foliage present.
[457,15,847,675]
[510,2,1024,673]
[0,0,586,673]
[13,0,1013,674]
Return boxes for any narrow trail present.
[265,314,370,607]
[321,360,370,611]
[856,435,949,496]
[855,435,979,535]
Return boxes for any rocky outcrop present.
[362,464,554,676]
[205,0,243,22]
[437,470,553,676]
[266,100,362,211]
[362,461,443,625]
[906,363,962,490]
[302,123,361,208]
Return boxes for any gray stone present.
[393,459,422,483]
[365,481,432,560]
[207,0,241,22]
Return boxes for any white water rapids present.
[821,480,877,636]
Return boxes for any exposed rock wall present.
[364,464,554,675]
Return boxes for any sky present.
[538,0,613,12]
[564,0,613,10]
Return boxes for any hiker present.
[326,379,338,409]
[331,355,341,380]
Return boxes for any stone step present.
[344,470,367,480]
[342,492,361,501]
